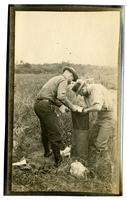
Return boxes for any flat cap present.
[63,66,78,81]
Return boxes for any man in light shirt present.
[72,80,114,163]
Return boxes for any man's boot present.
[44,150,52,157]
[51,141,62,167]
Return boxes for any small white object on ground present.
[70,160,89,179]
[12,157,27,166]
[60,146,71,158]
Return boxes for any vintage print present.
[5,5,123,195]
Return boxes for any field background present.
[11,62,119,194]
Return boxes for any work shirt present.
[83,84,113,112]
[36,75,74,109]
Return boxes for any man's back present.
[36,75,66,101]
[85,84,113,111]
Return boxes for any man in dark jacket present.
[34,66,80,167]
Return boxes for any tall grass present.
[12,64,119,194]
[15,62,117,90]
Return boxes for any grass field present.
[11,64,119,195]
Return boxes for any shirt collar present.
[62,74,67,80]
[86,84,93,94]
[62,74,71,84]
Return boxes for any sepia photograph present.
[4,4,123,196]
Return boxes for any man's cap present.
[72,79,87,95]
[63,66,78,81]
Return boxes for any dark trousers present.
[34,99,62,164]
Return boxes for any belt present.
[36,97,52,102]
[99,109,113,113]
[101,108,113,112]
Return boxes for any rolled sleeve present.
[90,89,103,108]
[57,80,68,101]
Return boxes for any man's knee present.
[95,139,108,151]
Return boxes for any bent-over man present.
[72,80,114,164]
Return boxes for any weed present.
[11,64,119,194]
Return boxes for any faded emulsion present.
[4,4,123,196]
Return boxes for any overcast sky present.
[15,11,120,67]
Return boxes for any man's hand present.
[76,105,83,112]
[82,108,88,114]
[72,105,83,113]
[59,105,69,113]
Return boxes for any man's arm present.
[57,80,79,112]
[83,103,102,113]
[53,99,63,107]
[83,85,103,113]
